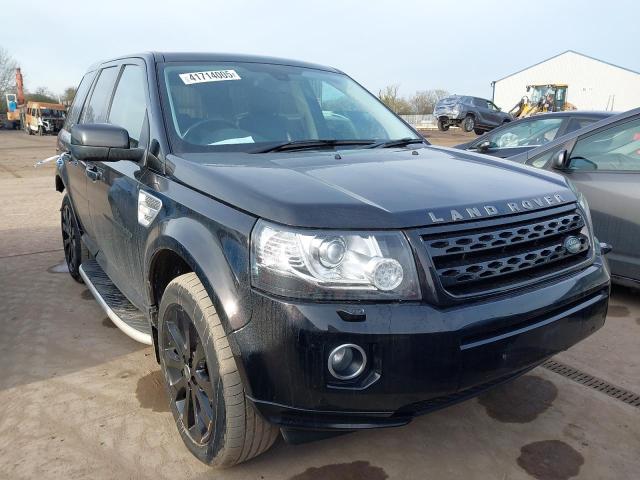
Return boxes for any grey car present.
[511,108,640,287]
[454,111,613,159]
[434,95,512,134]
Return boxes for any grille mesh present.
[423,209,590,296]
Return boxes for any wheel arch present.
[145,217,253,335]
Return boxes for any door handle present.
[86,165,102,182]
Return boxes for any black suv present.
[55,53,610,467]
[434,95,512,134]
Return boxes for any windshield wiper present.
[369,138,426,149]
[252,139,376,153]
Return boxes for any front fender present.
[144,214,256,334]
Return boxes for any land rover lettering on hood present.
[54,52,610,467]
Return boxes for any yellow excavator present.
[509,84,576,118]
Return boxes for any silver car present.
[511,108,640,287]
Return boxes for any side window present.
[564,117,600,135]
[485,118,563,148]
[108,65,147,147]
[63,71,97,131]
[569,118,640,171]
[80,66,119,124]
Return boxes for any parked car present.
[434,95,512,134]
[511,107,640,287]
[455,111,614,158]
[55,52,610,467]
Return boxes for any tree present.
[378,84,412,115]
[0,46,18,111]
[408,89,450,115]
[61,86,77,105]
[25,86,59,104]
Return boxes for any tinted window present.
[483,117,563,149]
[565,117,600,135]
[569,118,640,171]
[63,71,96,130]
[80,66,119,124]
[108,65,147,146]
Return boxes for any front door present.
[564,116,640,281]
[85,62,150,309]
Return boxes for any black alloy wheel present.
[161,305,216,445]
[61,195,84,282]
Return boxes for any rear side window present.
[108,65,147,147]
[63,71,97,131]
[80,66,119,124]
[565,117,600,135]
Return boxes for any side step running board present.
[79,259,152,345]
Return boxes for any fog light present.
[328,344,367,380]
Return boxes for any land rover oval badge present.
[564,236,582,254]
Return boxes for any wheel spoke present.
[193,369,215,399]
[162,347,183,370]
[189,388,204,443]
[194,385,214,426]
[166,321,186,358]
[180,315,192,357]
[182,382,193,427]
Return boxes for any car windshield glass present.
[484,117,563,148]
[160,62,419,153]
[40,108,65,118]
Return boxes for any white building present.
[492,50,640,113]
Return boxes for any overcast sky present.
[4,0,639,100]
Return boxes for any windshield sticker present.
[179,70,241,85]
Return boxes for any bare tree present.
[0,46,18,111]
[26,86,58,103]
[378,84,412,115]
[409,89,450,115]
[61,86,77,105]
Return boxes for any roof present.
[88,52,340,74]
[493,50,640,84]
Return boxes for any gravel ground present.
[0,129,638,479]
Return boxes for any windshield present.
[40,108,65,118]
[483,117,563,148]
[160,62,419,153]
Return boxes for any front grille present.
[422,208,591,297]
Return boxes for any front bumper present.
[231,259,609,431]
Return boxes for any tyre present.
[158,273,279,467]
[38,126,44,136]
[473,128,485,135]
[463,115,475,132]
[60,195,88,283]
[437,118,449,132]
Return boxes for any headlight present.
[250,220,421,300]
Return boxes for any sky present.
[3,0,640,100]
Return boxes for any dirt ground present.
[0,129,639,480]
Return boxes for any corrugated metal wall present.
[493,51,640,113]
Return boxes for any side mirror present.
[477,140,491,152]
[70,124,143,162]
[551,149,569,170]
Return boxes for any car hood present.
[169,146,575,229]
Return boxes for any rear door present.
[562,117,640,281]
[85,60,150,308]
[57,71,97,235]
